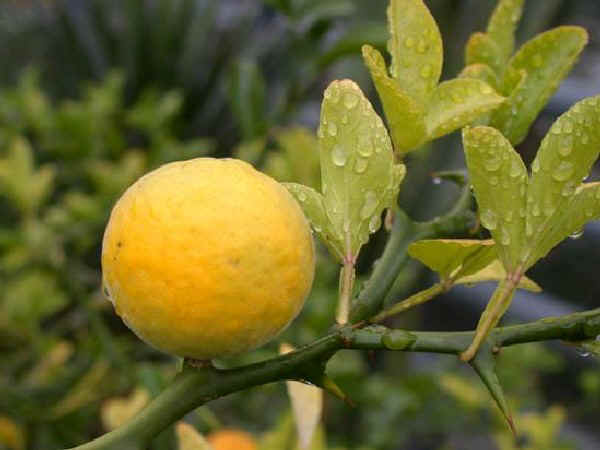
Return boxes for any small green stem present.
[370,283,445,323]
[336,261,355,324]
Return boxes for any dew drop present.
[480,209,498,230]
[354,158,368,173]
[480,84,493,95]
[420,64,432,78]
[343,92,359,109]
[328,122,338,137]
[313,223,322,232]
[569,229,584,240]
[297,191,307,202]
[552,161,574,182]
[331,145,347,167]
[531,159,540,173]
[369,214,382,233]
[501,229,511,246]
[509,160,522,178]
[558,146,572,157]
[484,156,502,172]
[360,191,379,219]
[432,176,442,185]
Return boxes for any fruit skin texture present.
[101,158,315,360]
[206,429,257,450]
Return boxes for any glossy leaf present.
[426,79,504,139]
[408,239,496,280]
[463,126,527,271]
[486,0,525,66]
[317,79,405,260]
[386,0,443,104]
[465,32,503,75]
[524,96,600,267]
[362,45,427,153]
[457,259,541,292]
[285,183,344,261]
[492,27,588,145]
[526,183,600,268]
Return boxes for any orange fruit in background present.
[101,158,315,360]
[206,429,257,450]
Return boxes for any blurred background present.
[0,0,599,449]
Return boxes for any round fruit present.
[101,158,315,360]
[206,429,257,450]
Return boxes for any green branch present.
[68,308,600,450]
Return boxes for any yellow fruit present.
[206,429,257,450]
[101,158,315,359]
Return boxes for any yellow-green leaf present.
[362,45,427,154]
[462,126,527,272]
[386,0,443,104]
[318,79,405,260]
[408,239,496,280]
[526,183,600,268]
[486,0,525,66]
[524,96,600,267]
[492,26,588,145]
[426,79,504,139]
[456,259,541,292]
[284,183,343,261]
[465,32,503,75]
[459,64,499,91]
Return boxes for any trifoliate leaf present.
[524,96,600,268]
[459,64,500,91]
[425,79,504,139]
[465,32,503,75]
[408,239,497,280]
[362,45,427,154]
[492,26,588,145]
[386,0,443,104]
[486,0,525,67]
[457,259,541,292]
[463,127,527,271]
[318,79,405,260]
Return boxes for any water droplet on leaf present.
[354,158,368,173]
[331,145,347,167]
[552,161,574,182]
[328,122,338,137]
[360,191,379,219]
[569,229,583,240]
[368,214,381,233]
[343,92,358,109]
[480,209,498,230]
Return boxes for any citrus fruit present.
[101,158,315,360]
[206,429,257,450]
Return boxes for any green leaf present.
[465,32,503,76]
[408,239,497,280]
[459,64,499,91]
[318,24,387,69]
[362,45,427,154]
[524,96,600,267]
[318,79,405,260]
[527,183,600,268]
[274,127,321,189]
[425,79,504,139]
[486,0,525,67]
[456,259,541,292]
[492,26,588,145]
[386,0,443,104]
[285,183,344,261]
[462,126,527,272]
